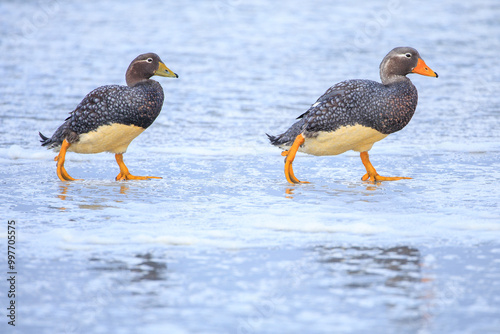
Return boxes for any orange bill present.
[412,58,438,77]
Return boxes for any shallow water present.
[1,0,500,333]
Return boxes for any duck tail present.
[266,133,282,146]
[39,132,52,146]
[39,131,63,149]
[267,119,305,147]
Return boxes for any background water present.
[1,0,500,333]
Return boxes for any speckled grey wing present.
[300,80,378,135]
[40,85,126,148]
[302,79,418,136]
[40,83,163,149]
[268,82,352,146]
[296,85,347,120]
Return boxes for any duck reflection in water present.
[57,183,130,210]
[315,245,435,327]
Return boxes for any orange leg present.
[114,153,162,181]
[360,151,411,182]
[54,139,80,181]
[281,134,309,184]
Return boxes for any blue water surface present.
[1,1,499,333]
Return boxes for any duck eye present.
[405,53,412,58]
[146,58,153,63]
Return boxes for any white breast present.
[300,124,388,156]
[68,124,145,154]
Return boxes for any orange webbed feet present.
[55,139,81,181]
[282,134,309,184]
[114,153,162,181]
[360,151,411,183]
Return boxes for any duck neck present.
[126,75,150,87]
[125,63,154,87]
[379,56,414,85]
[380,74,411,86]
